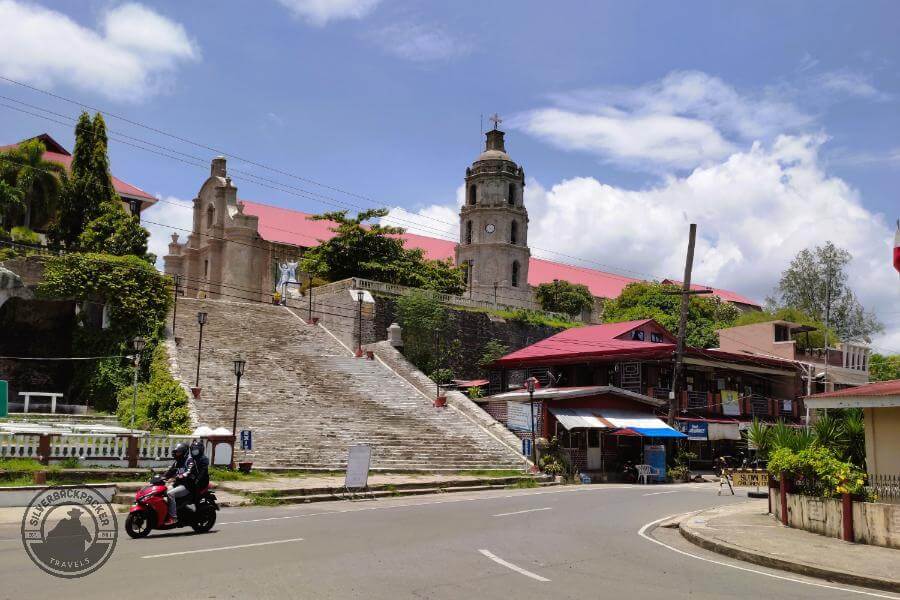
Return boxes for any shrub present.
[768,445,867,498]
[10,226,40,245]
[117,345,190,433]
[478,339,509,370]
[534,280,594,316]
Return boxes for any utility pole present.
[667,224,711,425]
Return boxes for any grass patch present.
[457,469,525,478]
[383,484,400,497]
[249,491,282,506]
[210,467,270,481]
[511,478,539,489]
[0,458,47,472]
[0,476,61,487]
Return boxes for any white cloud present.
[0,1,198,100]
[510,71,813,170]
[276,0,379,26]
[387,135,898,343]
[816,69,888,100]
[143,196,194,270]
[370,23,472,63]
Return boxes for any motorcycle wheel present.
[125,511,152,539]
[191,507,216,533]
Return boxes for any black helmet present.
[190,439,205,458]
[173,442,189,459]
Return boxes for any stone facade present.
[164,157,299,302]
[455,128,532,306]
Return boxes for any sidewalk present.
[679,500,900,593]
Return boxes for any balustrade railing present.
[0,432,198,466]
[0,433,41,459]
[867,473,900,504]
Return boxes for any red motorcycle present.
[125,474,219,538]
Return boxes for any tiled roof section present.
[221,199,762,308]
[809,379,900,399]
[1,135,155,203]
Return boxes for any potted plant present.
[237,461,253,474]
[190,387,202,399]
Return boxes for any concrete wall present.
[770,489,900,549]
[717,322,796,360]
[864,406,900,476]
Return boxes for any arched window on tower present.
[508,183,516,206]
[510,221,518,245]
[465,220,473,244]
[511,261,520,287]
[462,260,473,288]
[468,185,477,205]
[206,205,215,229]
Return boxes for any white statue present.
[276,261,298,299]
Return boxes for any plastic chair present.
[636,464,660,484]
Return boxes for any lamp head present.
[233,355,246,377]
[197,311,208,326]
[132,337,146,352]
[525,377,536,393]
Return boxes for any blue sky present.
[0,1,898,352]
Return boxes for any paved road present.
[0,483,896,599]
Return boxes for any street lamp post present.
[231,355,246,468]
[356,291,364,357]
[130,337,146,434]
[526,377,538,468]
[195,311,207,388]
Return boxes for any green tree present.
[771,242,882,342]
[0,139,66,230]
[601,282,741,348]
[479,339,510,370]
[52,112,122,248]
[117,345,190,433]
[300,209,465,294]
[869,353,900,382]
[534,279,594,316]
[78,201,150,258]
[0,179,24,231]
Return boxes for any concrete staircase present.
[170,298,524,470]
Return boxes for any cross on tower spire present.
[489,113,502,130]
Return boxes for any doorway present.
[587,429,603,470]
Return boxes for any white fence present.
[0,432,196,467]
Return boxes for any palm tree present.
[841,408,866,468]
[0,139,66,231]
[745,418,772,459]
[812,412,849,455]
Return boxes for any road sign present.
[239,430,252,450]
[0,381,6,418]
[522,437,532,458]
[345,444,371,490]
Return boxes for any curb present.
[679,507,900,593]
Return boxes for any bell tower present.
[455,115,531,305]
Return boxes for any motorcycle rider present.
[190,439,210,497]
[163,442,197,526]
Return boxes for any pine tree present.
[51,112,118,247]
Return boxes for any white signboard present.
[507,401,541,433]
[345,444,371,489]
[721,390,740,416]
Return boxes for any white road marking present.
[218,485,636,525]
[638,513,900,599]
[142,537,304,559]
[493,507,552,517]
[643,491,679,496]
[478,549,550,582]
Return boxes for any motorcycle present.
[125,474,219,538]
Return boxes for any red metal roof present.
[493,320,677,367]
[1,135,155,204]
[809,379,900,399]
[236,200,759,307]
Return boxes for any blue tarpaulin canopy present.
[549,408,687,438]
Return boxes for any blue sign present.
[240,429,252,450]
[644,444,667,482]
[682,421,708,441]
[522,437,532,458]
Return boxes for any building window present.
[650,332,663,343]
[511,261,520,287]
[508,183,516,206]
[631,330,645,341]
[465,220,473,244]
[510,221,518,244]
[468,185,477,206]
[774,324,790,342]
[204,259,209,279]
[206,205,215,228]
[462,260,473,286]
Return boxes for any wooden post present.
[127,436,139,468]
[669,224,697,425]
[841,493,854,542]
[780,473,789,526]
[37,434,51,466]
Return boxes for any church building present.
[164,125,760,312]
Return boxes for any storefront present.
[675,417,742,468]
